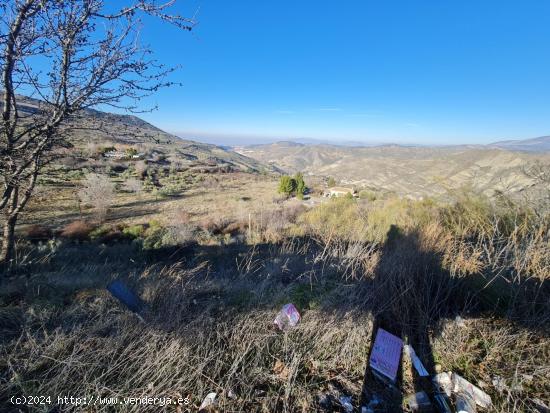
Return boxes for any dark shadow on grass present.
[2,230,549,412]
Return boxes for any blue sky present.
[135,0,550,145]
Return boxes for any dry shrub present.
[300,197,365,242]
[222,221,247,235]
[25,225,52,241]
[123,177,143,194]
[152,210,197,246]
[172,209,191,225]
[164,223,196,246]
[248,203,307,243]
[134,160,148,178]
[282,202,306,223]
[316,239,380,279]
[418,222,483,277]
[78,174,116,221]
[59,220,95,241]
[198,216,230,235]
[202,176,220,190]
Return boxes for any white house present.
[324,187,357,197]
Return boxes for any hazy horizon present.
[133,0,550,146]
[169,129,547,148]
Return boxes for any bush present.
[59,220,94,241]
[300,197,364,241]
[122,224,145,239]
[222,221,247,236]
[142,221,167,250]
[199,217,230,235]
[98,146,116,155]
[358,189,377,201]
[25,225,52,241]
[89,225,112,240]
[122,178,143,194]
[125,147,138,157]
[294,172,307,199]
[278,175,296,196]
[134,160,148,178]
[157,183,183,198]
[163,224,196,246]
[78,174,116,221]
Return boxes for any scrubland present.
[1,166,549,412]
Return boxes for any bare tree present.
[0,0,194,266]
[78,173,115,221]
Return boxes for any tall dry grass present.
[1,189,549,412]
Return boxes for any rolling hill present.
[11,95,277,174]
[236,141,550,198]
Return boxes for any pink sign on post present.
[369,328,403,382]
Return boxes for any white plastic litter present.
[452,373,492,409]
[455,391,477,413]
[433,372,453,397]
[404,344,429,377]
[199,392,217,411]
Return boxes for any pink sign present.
[369,328,403,382]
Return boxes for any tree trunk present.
[0,214,16,267]
[0,187,19,269]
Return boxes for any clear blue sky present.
[136,0,550,145]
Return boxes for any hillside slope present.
[237,142,550,197]
[12,95,277,173]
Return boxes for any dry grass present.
[2,171,549,412]
[2,223,549,412]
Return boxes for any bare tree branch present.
[0,0,195,265]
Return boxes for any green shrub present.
[89,225,112,240]
[157,182,184,197]
[142,226,167,250]
[358,189,377,202]
[122,224,145,239]
[278,175,296,196]
[294,172,307,199]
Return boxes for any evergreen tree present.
[278,175,296,196]
[294,172,307,199]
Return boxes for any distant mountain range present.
[241,135,550,153]
[10,95,550,197]
[489,135,550,152]
[236,139,550,198]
